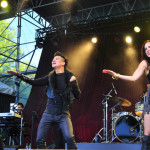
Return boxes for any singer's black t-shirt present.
[45,73,67,115]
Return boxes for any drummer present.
[103,40,150,150]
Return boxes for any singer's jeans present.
[36,112,77,149]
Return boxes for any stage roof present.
[0,0,137,21]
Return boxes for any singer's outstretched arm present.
[103,60,147,82]
[7,70,48,86]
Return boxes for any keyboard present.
[0,112,21,118]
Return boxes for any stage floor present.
[66,143,142,150]
[4,143,142,150]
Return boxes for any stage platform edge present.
[5,143,142,150]
[66,143,142,150]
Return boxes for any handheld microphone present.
[112,83,117,95]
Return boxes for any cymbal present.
[110,96,132,107]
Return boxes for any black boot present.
[36,141,47,149]
[0,137,4,150]
[141,135,150,150]
[67,137,77,150]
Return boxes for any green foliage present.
[0,20,16,72]
[0,19,36,106]
[0,19,21,72]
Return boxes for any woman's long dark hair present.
[141,40,150,64]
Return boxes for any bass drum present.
[114,115,140,143]
[112,112,132,128]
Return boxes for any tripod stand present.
[92,83,117,143]
[109,103,120,142]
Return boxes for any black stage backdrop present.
[23,34,148,148]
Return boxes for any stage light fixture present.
[134,26,140,33]
[91,37,97,43]
[125,36,132,44]
[1,0,8,8]
[36,38,43,49]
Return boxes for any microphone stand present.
[92,91,112,143]
[101,87,113,143]
[31,113,34,149]
[19,110,23,146]
[31,111,39,148]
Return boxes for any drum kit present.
[110,96,142,143]
[92,84,146,143]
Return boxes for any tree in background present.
[0,19,36,106]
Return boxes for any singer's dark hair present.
[18,103,24,108]
[141,40,150,64]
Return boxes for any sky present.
[5,11,47,69]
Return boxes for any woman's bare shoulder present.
[140,60,148,68]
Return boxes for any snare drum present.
[114,115,140,143]
[135,102,144,116]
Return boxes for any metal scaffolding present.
[8,0,150,28]
[44,0,150,27]
[26,0,150,41]
[0,11,40,103]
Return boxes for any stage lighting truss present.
[35,0,150,41]
[35,9,150,42]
